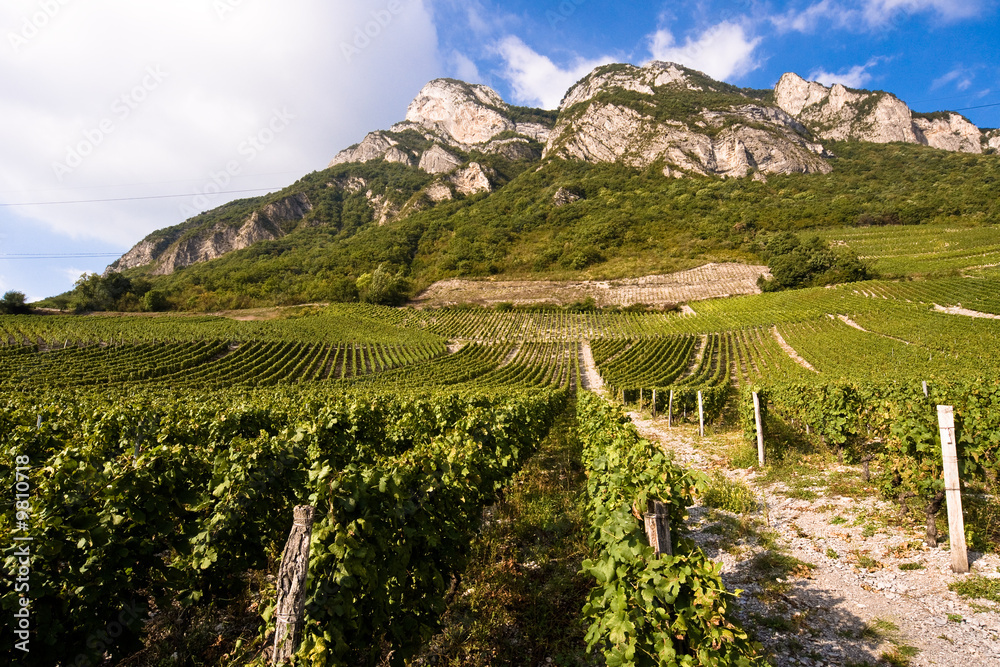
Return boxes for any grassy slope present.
[52,140,1000,311]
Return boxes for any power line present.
[952,101,1000,112]
[0,170,308,196]
[0,186,286,207]
[0,253,122,260]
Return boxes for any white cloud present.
[771,0,843,32]
[809,59,883,87]
[450,51,482,83]
[496,36,614,109]
[0,0,441,247]
[863,0,983,24]
[932,67,974,91]
[772,0,983,32]
[648,22,761,81]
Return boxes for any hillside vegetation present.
[41,140,1000,312]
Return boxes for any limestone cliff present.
[545,62,832,178]
[327,79,551,173]
[107,193,313,275]
[774,73,983,153]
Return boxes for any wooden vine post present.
[753,391,765,467]
[937,406,969,573]
[697,390,704,437]
[667,390,674,428]
[652,389,657,418]
[643,500,672,556]
[922,381,929,397]
[272,505,316,664]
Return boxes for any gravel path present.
[578,340,605,393]
[630,413,1000,667]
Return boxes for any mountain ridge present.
[73,61,1000,312]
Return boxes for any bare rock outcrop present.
[405,79,515,146]
[418,144,463,174]
[560,61,690,110]
[110,193,313,276]
[774,73,983,154]
[553,187,582,207]
[987,129,1000,152]
[546,99,831,178]
[328,131,414,167]
[450,162,493,196]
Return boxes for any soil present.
[409,263,769,309]
[630,414,1000,667]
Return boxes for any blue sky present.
[1,0,998,302]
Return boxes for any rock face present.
[108,193,312,276]
[546,62,832,178]
[405,79,514,146]
[418,144,463,174]
[987,129,1000,152]
[327,79,550,174]
[553,187,582,207]
[774,73,983,153]
[451,162,493,196]
[329,132,415,167]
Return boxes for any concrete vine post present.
[667,389,674,428]
[697,390,704,437]
[937,406,969,573]
[753,391,765,467]
[273,505,316,664]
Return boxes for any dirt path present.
[629,413,1000,667]
[578,340,605,393]
[771,326,819,373]
[933,304,1000,320]
[834,314,914,346]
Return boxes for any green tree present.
[0,290,30,314]
[356,264,410,306]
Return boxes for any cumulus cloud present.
[496,36,614,109]
[449,51,483,83]
[0,0,440,247]
[809,59,883,87]
[648,22,761,81]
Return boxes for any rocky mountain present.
[544,62,831,179]
[107,194,313,276]
[774,73,985,153]
[104,62,998,283]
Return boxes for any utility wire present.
[0,186,285,207]
[0,253,122,260]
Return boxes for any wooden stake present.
[639,388,643,411]
[667,390,674,428]
[652,389,657,418]
[922,381,929,397]
[643,500,672,556]
[273,505,316,664]
[697,391,704,437]
[937,406,969,573]
[753,391,765,467]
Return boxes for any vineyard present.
[4,274,1000,665]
